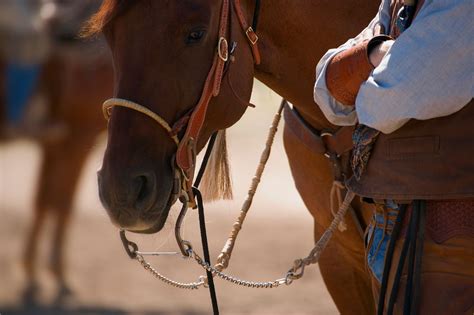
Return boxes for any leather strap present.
[252,0,261,31]
[322,124,355,156]
[284,104,326,154]
[234,0,261,65]
[175,0,261,204]
[284,104,354,156]
[176,0,229,174]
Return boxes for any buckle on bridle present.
[218,37,229,62]
[245,27,259,45]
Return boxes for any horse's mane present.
[81,0,131,37]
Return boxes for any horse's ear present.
[200,129,233,202]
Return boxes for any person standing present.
[0,0,50,136]
[314,0,473,313]
[0,0,101,140]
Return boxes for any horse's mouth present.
[122,189,176,234]
[127,218,167,234]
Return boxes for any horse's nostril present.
[98,168,158,218]
[136,175,148,202]
[134,173,157,211]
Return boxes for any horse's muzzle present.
[97,168,169,232]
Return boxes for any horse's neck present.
[249,0,377,131]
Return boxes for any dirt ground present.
[0,82,339,314]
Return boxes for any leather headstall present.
[103,0,262,208]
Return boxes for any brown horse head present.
[92,0,257,233]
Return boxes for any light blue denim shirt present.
[314,0,474,134]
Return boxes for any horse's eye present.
[186,30,206,44]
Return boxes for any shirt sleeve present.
[313,0,391,127]
[314,0,474,134]
[356,0,474,134]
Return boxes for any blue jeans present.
[365,201,399,283]
[5,63,41,123]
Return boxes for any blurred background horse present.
[0,0,112,302]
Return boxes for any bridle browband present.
[103,0,261,209]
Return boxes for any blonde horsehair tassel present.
[215,100,286,272]
[200,130,233,201]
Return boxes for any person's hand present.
[369,40,394,67]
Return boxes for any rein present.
[117,99,356,292]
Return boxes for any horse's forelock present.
[81,0,131,37]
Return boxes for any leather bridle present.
[103,0,261,208]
